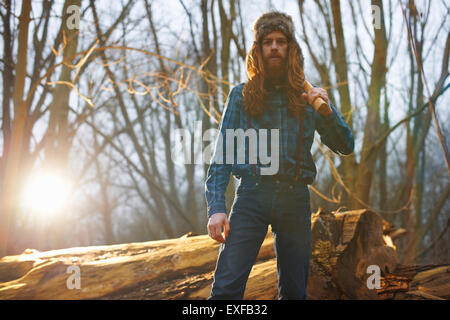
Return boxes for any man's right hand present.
[207,212,230,243]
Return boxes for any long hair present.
[242,40,307,118]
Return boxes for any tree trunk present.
[1,209,434,300]
[0,0,14,178]
[0,0,32,257]
[46,0,81,169]
[378,91,389,214]
[330,0,357,208]
[353,0,387,209]
[44,0,81,250]
[218,0,235,102]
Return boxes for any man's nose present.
[270,43,280,52]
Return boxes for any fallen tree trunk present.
[377,264,450,300]
[0,209,447,300]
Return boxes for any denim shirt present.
[205,82,354,217]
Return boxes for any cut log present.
[306,208,399,299]
[0,209,447,300]
[377,264,450,300]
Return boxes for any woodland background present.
[0,0,448,268]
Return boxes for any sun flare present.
[22,172,72,215]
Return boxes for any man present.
[205,11,354,300]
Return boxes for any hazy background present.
[0,0,448,266]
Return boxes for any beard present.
[263,56,287,82]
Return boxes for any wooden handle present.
[303,80,329,114]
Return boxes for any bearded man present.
[205,11,354,300]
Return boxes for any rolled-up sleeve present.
[314,101,355,155]
[205,86,240,217]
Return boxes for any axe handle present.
[303,80,329,114]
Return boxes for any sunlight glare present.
[22,172,72,216]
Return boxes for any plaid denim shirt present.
[205,83,354,217]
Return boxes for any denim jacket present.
[205,82,354,217]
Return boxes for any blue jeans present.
[209,175,312,300]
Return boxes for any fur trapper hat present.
[253,11,296,42]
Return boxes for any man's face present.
[261,30,288,77]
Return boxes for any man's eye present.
[262,39,287,46]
